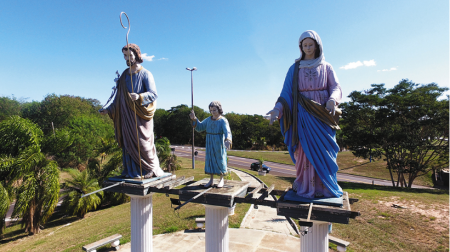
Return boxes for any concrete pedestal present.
[128,194,153,252]
[205,205,229,252]
[300,221,328,252]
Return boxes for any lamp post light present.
[186,67,197,169]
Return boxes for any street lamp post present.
[186,67,197,169]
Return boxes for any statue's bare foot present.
[204,176,214,188]
[217,176,224,188]
[143,172,154,179]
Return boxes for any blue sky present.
[1,0,448,115]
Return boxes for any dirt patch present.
[379,197,449,231]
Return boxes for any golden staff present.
[120,12,143,180]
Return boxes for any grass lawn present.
[1,157,249,252]
[227,150,434,187]
[331,182,449,252]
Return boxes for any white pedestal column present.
[128,194,153,252]
[205,205,229,252]
[300,221,329,252]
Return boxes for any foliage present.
[154,104,209,146]
[61,169,103,218]
[155,137,182,172]
[0,115,43,156]
[341,80,449,187]
[0,116,60,234]
[0,96,22,122]
[0,183,11,234]
[163,154,182,172]
[41,128,74,156]
[155,137,171,165]
[153,108,170,139]
[56,116,114,166]
[21,94,109,135]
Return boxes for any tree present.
[21,94,109,135]
[0,116,60,234]
[60,169,103,218]
[155,137,171,165]
[155,137,182,172]
[0,182,12,234]
[342,80,449,187]
[0,96,22,122]
[160,104,209,145]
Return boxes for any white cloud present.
[340,59,376,70]
[141,53,155,61]
[158,57,168,61]
[363,60,376,66]
[377,67,397,72]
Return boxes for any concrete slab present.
[116,229,300,252]
[228,228,265,247]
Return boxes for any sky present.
[1,0,448,115]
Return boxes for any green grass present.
[0,156,249,252]
[330,182,449,252]
[227,150,434,187]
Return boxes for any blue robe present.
[107,67,164,178]
[194,116,232,175]
[279,63,343,198]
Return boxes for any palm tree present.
[155,137,171,166]
[0,116,60,234]
[164,154,182,173]
[0,182,12,234]
[61,169,103,218]
[11,146,60,234]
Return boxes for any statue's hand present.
[114,77,119,83]
[189,110,197,120]
[225,140,231,150]
[130,93,139,101]
[99,109,108,115]
[266,110,279,125]
[326,100,336,116]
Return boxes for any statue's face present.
[123,49,136,66]
[301,38,316,58]
[210,106,220,118]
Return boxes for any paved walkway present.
[117,168,300,252]
[232,168,297,236]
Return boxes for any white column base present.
[205,205,229,252]
[128,194,153,252]
[300,221,329,252]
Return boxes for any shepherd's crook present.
[186,67,197,169]
[120,12,143,180]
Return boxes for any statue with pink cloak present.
[268,30,343,199]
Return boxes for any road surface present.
[171,145,432,189]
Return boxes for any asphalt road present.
[172,145,432,189]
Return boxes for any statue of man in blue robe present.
[100,44,164,178]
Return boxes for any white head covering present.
[295,30,325,69]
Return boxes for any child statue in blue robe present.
[189,101,232,188]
